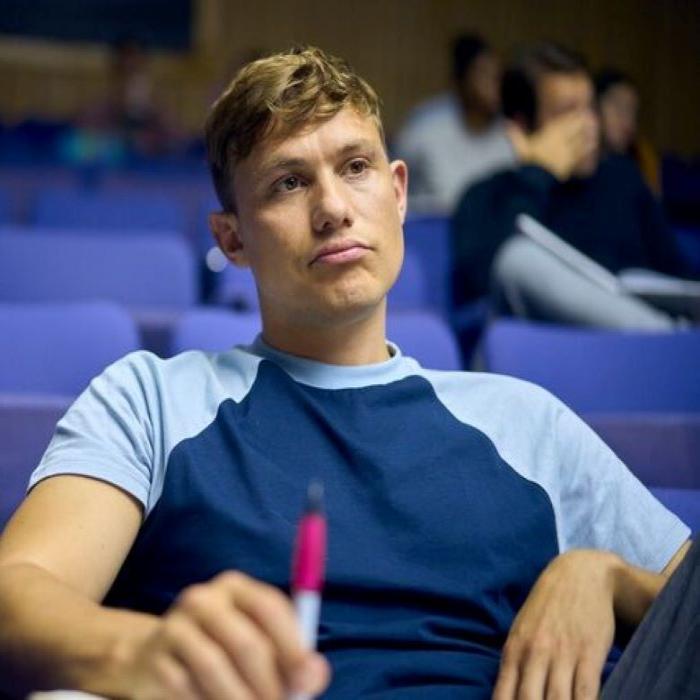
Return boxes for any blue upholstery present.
[0,394,71,528]
[31,187,185,233]
[388,248,428,309]
[482,320,700,412]
[171,308,262,354]
[0,227,197,309]
[0,301,139,396]
[651,487,700,536]
[403,214,450,313]
[387,310,462,371]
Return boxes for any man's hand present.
[507,111,599,181]
[124,571,331,700]
[493,550,618,700]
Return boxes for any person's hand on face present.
[126,571,331,700]
[492,549,616,700]
[507,110,599,181]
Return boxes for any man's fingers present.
[492,641,520,700]
[515,645,550,700]
[151,653,202,700]
[166,612,256,700]
[573,655,602,700]
[544,656,575,700]
[214,572,312,678]
[177,583,283,700]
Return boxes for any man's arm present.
[0,476,330,699]
[492,541,691,700]
[0,475,155,696]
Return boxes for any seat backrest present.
[0,227,197,309]
[171,308,262,354]
[651,487,700,536]
[388,248,428,310]
[388,310,461,371]
[0,301,140,396]
[0,394,72,528]
[482,319,700,412]
[403,214,450,313]
[31,187,185,233]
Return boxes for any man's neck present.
[458,98,494,134]
[260,304,390,366]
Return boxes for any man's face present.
[212,107,407,331]
[537,71,600,176]
[461,50,502,117]
[599,83,638,153]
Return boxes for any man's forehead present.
[247,109,383,169]
[539,72,593,112]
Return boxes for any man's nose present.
[311,174,353,234]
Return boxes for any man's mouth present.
[310,241,370,266]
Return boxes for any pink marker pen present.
[289,481,326,700]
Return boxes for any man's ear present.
[209,212,250,268]
[390,159,408,224]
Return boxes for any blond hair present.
[205,46,383,211]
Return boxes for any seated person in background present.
[596,68,661,195]
[451,42,693,329]
[0,46,697,699]
[394,33,515,213]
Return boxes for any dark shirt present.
[450,154,688,307]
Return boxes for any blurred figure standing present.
[394,33,515,213]
[596,69,661,195]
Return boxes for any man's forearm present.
[0,561,158,698]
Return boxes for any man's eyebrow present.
[257,140,379,181]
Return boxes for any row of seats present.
[0,217,449,316]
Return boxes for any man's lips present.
[310,241,371,266]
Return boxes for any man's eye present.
[348,160,368,175]
[280,176,300,191]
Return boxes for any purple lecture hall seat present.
[171,308,262,354]
[31,187,186,234]
[388,310,462,371]
[0,301,140,529]
[388,249,428,310]
[481,319,700,488]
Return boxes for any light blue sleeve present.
[28,351,160,510]
[552,397,690,573]
[420,368,690,574]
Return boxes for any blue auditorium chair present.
[0,301,140,528]
[171,308,461,370]
[30,187,186,233]
[0,227,197,310]
[0,301,140,396]
[481,319,700,413]
[0,394,71,529]
[403,214,450,313]
[388,249,428,309]
[481,320,700,488]
[651,487,700,536]
[171,308,262,354]
[388,310,462,370]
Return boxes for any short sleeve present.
[554,400,690,572]
[28,351,160,510]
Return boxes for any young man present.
[0,47,694,699]
[450,42,692,329]
[394,33,515,213]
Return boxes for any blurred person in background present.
[451,42,693,329]
[596,68,661,195]
[61,38,183,166]
[394,33,515,213]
